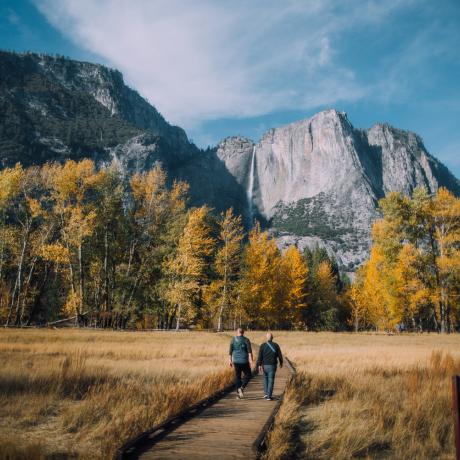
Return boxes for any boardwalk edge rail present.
[252,357,297,457]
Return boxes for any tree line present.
[0,160,346,330]
[2,160,458,332]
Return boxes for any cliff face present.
[1,51,459,271]
[32,53,191,151]
[0,50,195,169]
[217,110,460,270]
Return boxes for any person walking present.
[256,332,283,400]
[229,327,253,399]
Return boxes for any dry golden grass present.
[0,329,233,460]
[260,332,460,460]
[3,330,460,460]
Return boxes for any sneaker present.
[266,397,273,401]
[237,387,244,399]
[263,395,268,399]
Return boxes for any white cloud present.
[34,0,411,129]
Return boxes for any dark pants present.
[263,364,276,397]
[234,362,251,389]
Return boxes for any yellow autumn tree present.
[238,224,283,327]
[124,166,188,319]
[281,245,308,325]
[165,206,215,330]
[351,186,460,332]
[432,187,460,332]
[207,208,244,331]
[0,164,23,322]
[44,159,102,320]
[348,271,370,332]
[393,243,430,330]
[0,163,23,210]
[357,246,401,331]
[1,166,55,325]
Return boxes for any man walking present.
[229,327,253,399]
[257,332,283,401]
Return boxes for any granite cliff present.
[216,110,460,269]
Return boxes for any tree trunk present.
[120,239,137,307]
[217,287,226,332]
[217,266,228,332]
[103,227,109,312]
[27,264,49,325]
[78,243,84,319]
[175,304,181,331]
[19,255,38,325]
[428,230,443,333]
[6,276,18,326]
[0,218,5,281]
[13,233,28,325]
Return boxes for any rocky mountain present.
[0,50,246,215]
[0,50,196,167]
[1,51,459,271]
[217,110,460,270]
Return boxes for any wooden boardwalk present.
[132,364,292,460]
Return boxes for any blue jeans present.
[263,365,276,397]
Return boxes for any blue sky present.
[1,0,459,177]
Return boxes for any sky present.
[1,0,459,177]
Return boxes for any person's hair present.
[237,327,244,334]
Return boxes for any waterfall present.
[246,146,256,225]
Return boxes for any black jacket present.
[256,341,283,367]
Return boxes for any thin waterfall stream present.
[246,146,256,225]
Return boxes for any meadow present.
[260,332,460,460]
[1,330,460,459]
[0,329,233,459]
